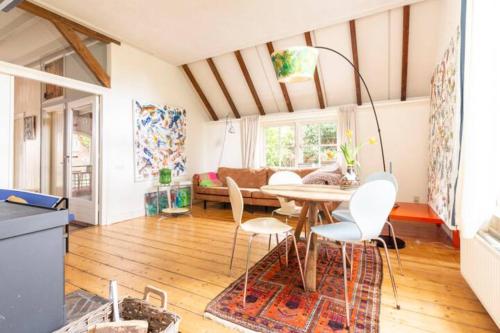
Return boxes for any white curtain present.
[337,104,357,169]
[240,115,260,168]
[456,0,500,238]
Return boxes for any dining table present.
[260,184,356,291]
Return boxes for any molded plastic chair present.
[227,177,306,306]
[331,172,403,274]
[304,180,400,329]
[268,171,303,221]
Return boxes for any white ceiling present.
[31,0,424,65]
[187,0,441,119]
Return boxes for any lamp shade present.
[271,46,319,83]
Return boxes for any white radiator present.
[461,235,500,328]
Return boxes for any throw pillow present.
[302,172,342,185]
[198,172,223,187]
[7,195,28,204]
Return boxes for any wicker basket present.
[54,286,180,333]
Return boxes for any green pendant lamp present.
[271,46,319,83]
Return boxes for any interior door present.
[66,96,99,224]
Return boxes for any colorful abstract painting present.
[133,101,186,181]
[428,27,461,226]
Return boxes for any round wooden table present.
[261,184,355,291]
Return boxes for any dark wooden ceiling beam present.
[349,20,362,106]
[304,31,326,109]
[401,5,410,101]
[52,20,111,87]
[234,50,265,116]
[182,64,218,121]
[207,58,241,119]
[17,1,120,45]
[266,42,294,112]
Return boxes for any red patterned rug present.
[205,240,382,333]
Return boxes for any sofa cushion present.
[198,172,223,187]
[196,186,257,198]
[303,172,342,185]
[251,191,277,200]
[218,167,268,188]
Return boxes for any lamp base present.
[376,235,406,249]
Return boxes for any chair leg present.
[285,232,289,266]
[229,226,239,275]
[291,232,306,291]
[243,234,256,307]
[303,231,314,291]
[386,221,403,275]
[376,237,400,309]
[276,234,282,267]
[350,243,354,280]
[268,234,272,251]
[342,242,350,329]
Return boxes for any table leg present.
[305,202,319,291]
[319,202,336,224]
[294,202,310,242]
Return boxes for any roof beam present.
[234,50,265,116]
[17,1,120,45]
[52,20,111,88]
[349,20,362,106]
[401,5,410,101]
[266,42,294,112]
[304,31,326,109]
[207,58,241,119]
[182,64,218,121]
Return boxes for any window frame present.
[260,117,338,168]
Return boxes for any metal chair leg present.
[376,237,400,309]
[350,242,354,280]
[303,231,314,291]
[386,221,403,275]
[229,226,239,275]
[342,242,350,329]
[243,234,255,307]
[268,234,271,251]
[276,233,282,267]
[292,233,306,291]
[285,232,289,266]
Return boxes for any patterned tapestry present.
[133,101,186,181]
[428,27,461,226]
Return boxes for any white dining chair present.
[227,177,306,306]
[331,171,403,274]
[303,180,400,329]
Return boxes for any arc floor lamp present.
[271,46,406,249]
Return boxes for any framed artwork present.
[133,100,187,181]
[23,115,36,141]
[428,27,461,227]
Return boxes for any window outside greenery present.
[264,121,337,168]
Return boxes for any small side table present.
[155,182,192,218]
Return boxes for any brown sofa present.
[192,167,318,208]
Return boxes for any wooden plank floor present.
[65,202,499,333]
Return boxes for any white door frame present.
[67,96,99,224]
[0,60,109,225]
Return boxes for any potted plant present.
[339,130,376,189]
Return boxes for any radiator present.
[461,235,500,328]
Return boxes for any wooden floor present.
[65,202,498,333]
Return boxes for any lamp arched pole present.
[314,46,386,172]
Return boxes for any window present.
[262,120,337,168]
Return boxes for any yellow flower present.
[368,137,377,145]
[346,129,353,138]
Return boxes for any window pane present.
[280,126,295,147]
[265,127,280,166]
[320,123,337,145]
[302,124,319,146]
[280,146,295,167]
[303,145,319,164]
[321,146,337,164]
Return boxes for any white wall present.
[0,74,14,188]
[102,43,208,224]
[203,98,430,202]
[434,0,462,63]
